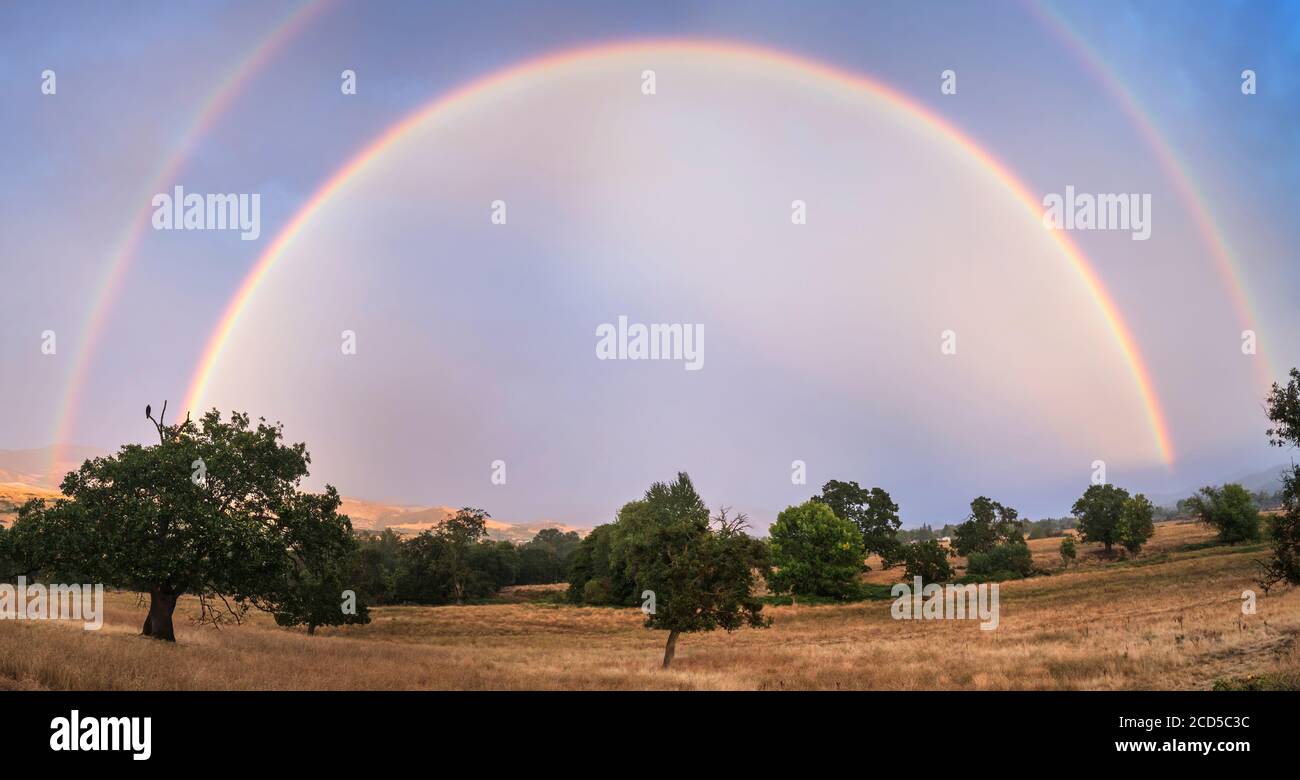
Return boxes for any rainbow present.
[1028,0,1276,389]
[181,38,1176,465]
[47,0,332,472]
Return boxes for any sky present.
[1,0,1298,531]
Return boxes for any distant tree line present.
[349,518,582,606]
[896,515,1077,545]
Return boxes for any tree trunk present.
[662,629,680,669]
[307,624,317,636]
[141,586,178,642]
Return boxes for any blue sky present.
[2,1,1298,530]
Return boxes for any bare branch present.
[144,400,170,445]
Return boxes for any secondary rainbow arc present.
[46,0,332,476]
[1028,0,1276,390]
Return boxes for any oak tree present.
[767,500,864,599]
[10,405,362,641]
[812,480,902,567]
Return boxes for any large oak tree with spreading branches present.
[6,404,366,641]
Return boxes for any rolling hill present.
[338,497,585,542]
[0,447,584,541]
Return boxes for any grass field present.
[3,521,1297,690]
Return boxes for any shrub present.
[581,577,613,605]
[966,541,1033,581]
[901,539,954,583]
[1059,536,1077,567]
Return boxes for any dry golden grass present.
[2,521,1297,690]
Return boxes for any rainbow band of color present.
[181,38,1176,465]
[47,0,331,474]
[1028,0,1275,391]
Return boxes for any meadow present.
[2,521,1296,691]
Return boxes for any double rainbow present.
[175,39,1177,464]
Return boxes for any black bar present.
[10,691,1286,766]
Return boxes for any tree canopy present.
[1116,493,1156,554]
[1071,484,1130,553]
[900,539,954,583]
[1071,484,1157,556]
[1261,369,1300,589]
[767,499,864,599]
[8,407,367,641]
[567,472,769,667]
[1186,484,1260,544]
[952,496,1022,556]
[811,480,902,568]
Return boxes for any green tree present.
[901,539,954,583]
[1186,484,1261,544]
[1059,535,1077,567]
[767,500,865,599]
[1115,493,1156,555]
[395,508,514,604]
[517,543,560,585]
[811,480,902,568]
[532,527,582,561]
[567,522,638,605]
[273,559,371,635]
[1262,368,1300,589]
[952,496,1022,556]
[433,507,489,603]
[399,528,453,603]
[645,504,769,668]
[467,540,520,594]
[8,406,360,642]
[269,488,372,634]
[1267,368,1300,446]
[518,528,582,584]
[352,528,405,604]
[0,525,12,579]
[1071,484,1131,553]
[598,473,769,668]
